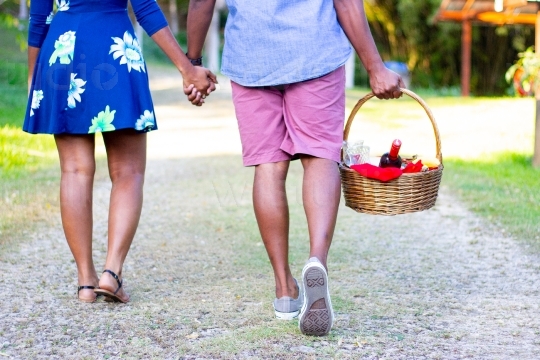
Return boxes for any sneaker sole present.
[298,263,333,336]
[274,309,300,320]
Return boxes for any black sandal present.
[94,269,129,303]
[77,285,98,303]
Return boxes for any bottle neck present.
[389,140,401,160]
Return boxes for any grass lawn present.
[0,22,28,127]
[443,153,540,244]
[0,24,58,246]
[0,23,56,165]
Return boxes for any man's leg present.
[253,161,299,300]
[231,82,302,317]
[297,155,340,336]
[280,68,345,336]
[297,155,340,335]
[298,155,341,336]
[300,156,340,269]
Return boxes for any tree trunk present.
[169,0,179,35]
[534,10,540,167]
[204,0,226,73]
[461,20,471,97]
[534,100,540,167]
[19,0,28,20]
[204,8,220,72]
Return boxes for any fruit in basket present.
[421,157,441,169]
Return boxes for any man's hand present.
[334,0,404,100]
[183,84,203,106]
[368,64,405,100]
[182,66,218,106]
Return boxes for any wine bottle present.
[379,139,403,168]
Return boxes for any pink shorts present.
[231,66,345,166]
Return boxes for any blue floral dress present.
[24,0,168,134]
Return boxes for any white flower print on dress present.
[67,73,86,109]
[56,0,70,11]
[46,11,54,24]
[109,32,145,73]
[135,110,155,131]
[88,106,116,133]
[30,90,44,117]
[49,31,76,65]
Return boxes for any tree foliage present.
[364,0,534,95]
[505,46,539,96]
[2,0,535,95]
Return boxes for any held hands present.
[369,65,405,100]
[182,66,218,106]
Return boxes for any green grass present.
[0,24,59,247]
[0,23,57,174]
[0,22,27,128]
[0,81,27,128]
[0,164,59,247]
[443,152,540,244]
[0,125,56,171]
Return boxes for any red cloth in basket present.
[350,163,402,182]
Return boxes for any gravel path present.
[1,66,539,359]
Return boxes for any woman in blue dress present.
[25,0,216,303]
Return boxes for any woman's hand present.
[150,27,217,106]
[183,84,204,106]
[182,66,217,106]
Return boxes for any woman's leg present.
[54,134,98,302]
[253,161,299,299]
[98,130,147,302]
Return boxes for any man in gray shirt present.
[185,0,404,336]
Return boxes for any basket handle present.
[342,88,443,164]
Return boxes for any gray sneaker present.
[298,257,334,336]
[273,278,303,320]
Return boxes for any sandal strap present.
[77,285,96,293]
[102,269,123,295]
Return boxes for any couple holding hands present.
[25,0,403,336]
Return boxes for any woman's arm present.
[28,46,40,92]
[27,0,53,92]
[150,27,217,99]
[334,0,403,99]
[130,0,216,104]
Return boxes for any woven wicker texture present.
[339,89,444,216]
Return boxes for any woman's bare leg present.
[98,130,147,302]
[54,134,98,302]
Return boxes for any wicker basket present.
[339,88,443,216]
